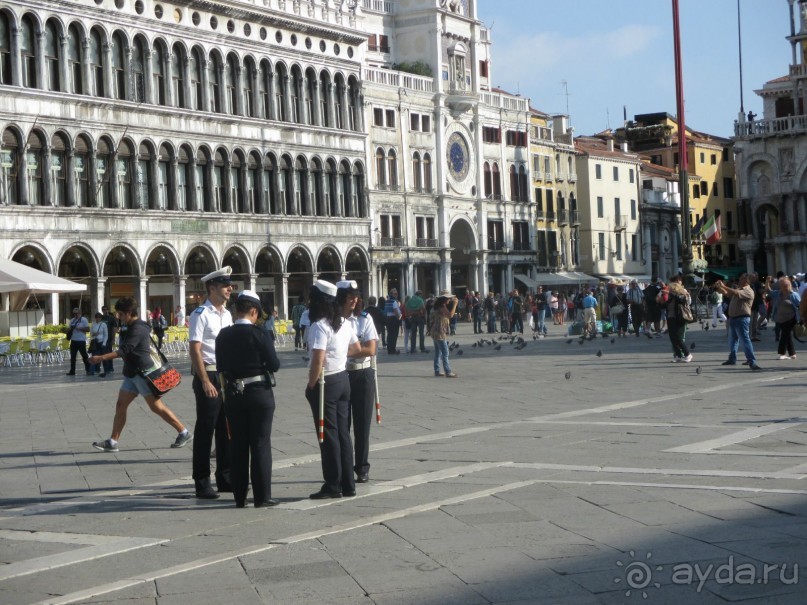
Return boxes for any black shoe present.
[195,478,219,500]
[343,490,356,497]
[65,372,76,376]
[356,473,369,483]
[98,373,106,378]
[421,349,429,353]
[235,500,246,508]
[254,499,280,508]
[721,360,736,366]
[309,488,342,500]
[216,479,233,493]
[750,364,763,371]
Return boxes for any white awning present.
[0,258,87,310]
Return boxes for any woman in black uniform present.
[215,290,281,508]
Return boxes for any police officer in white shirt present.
[189,266,234,499]
[305,279,361,499]
[337,280,379,484]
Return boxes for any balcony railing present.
[570,210,580,225]
[416,238,438,247]
[367,44,391,53]
[363,67,434,94]
[557,210,568,226]
[379,237,404,247]
[734,114,807,138]
[535,210,545,221]
[533,170,544,181]
[480,91,529,112]
[545,211,556,223]
[555,171,565,182]
[568,172,577,182]
[488,241,505,251]
[512,242,532,252]
[614,215,628,231]
[362,0,393,13]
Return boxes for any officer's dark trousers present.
[386,316,400,353]
[192,371,230,486]
[348,367,375,476]
[224,384,275,505]
[306,371,354,495]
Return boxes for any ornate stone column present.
[439,250,451,292]
[165,52,175,107]
[96,277,106,312]
[234,64,244,116]
[311,80,321,126]
[41,145,52,206]
[248,273,258,292]
[59,34,69,93]
[10,26,22,87]
[283,75,293,123]
[87,150,99,208]
[36,29,46,91]
[65,149,76,207]
[176,275,187,320]
[280,273,290,320]
[170,157,179,210]
[200,58,210,111]
[82,37,93,95]
[139,277,148,320]
[143,49,155,105]
[103,42,114,98]
[325,82,335,128]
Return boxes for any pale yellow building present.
[615,113,740,273]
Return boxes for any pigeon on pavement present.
[696,366,702,375]
[596,349,603,357]
[564,371,572,380]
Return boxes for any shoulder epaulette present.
[193,307,205,314]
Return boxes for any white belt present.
[204,364,217,371]
[347,359,371,371]
[324,369,346,376]
[237,375,265,386]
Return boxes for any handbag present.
[611,304,625,315]
[794,323,807,342]
[141,337,182,397]
[678,300,696,323]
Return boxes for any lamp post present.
[672,0,692,276]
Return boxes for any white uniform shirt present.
[307,318,358,375]
[188,299,233,365]
[346,313,379,365]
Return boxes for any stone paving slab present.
[2,324,807,604]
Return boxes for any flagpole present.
[672,0,692,275]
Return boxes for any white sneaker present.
[671,357,680,363]
[682,354,693,363]
[790,355,797,360]
[778,355,790,360]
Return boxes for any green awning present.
[707,266,746,280]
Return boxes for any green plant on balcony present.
[392,61,433,77]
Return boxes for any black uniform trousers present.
[224,384,275,505]
[192,371,231,486]
[306,371,354,495]
[348,367,375,476]
[386,316,400,353]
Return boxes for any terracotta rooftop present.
[765,75,789,84]
[575,136,638,160]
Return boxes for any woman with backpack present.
[665,275,693,363]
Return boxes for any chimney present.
[607,139,614,152]
[621,142,629,152]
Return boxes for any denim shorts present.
[120,374,154,397]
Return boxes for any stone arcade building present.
[733,0,807,275]
[0,0,536,325]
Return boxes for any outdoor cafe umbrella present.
[0,257,86,310]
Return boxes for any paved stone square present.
[2,322,807,604]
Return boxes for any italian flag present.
[703,214,721,245]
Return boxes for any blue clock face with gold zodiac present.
[447,132,470,182]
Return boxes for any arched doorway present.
[60,245,97,317]
[255,246,283,313]
[448,218,475,296]
[145,246,179,322]
[10,246,54,319]
[223,246,249,302]
[316,246,342,284]
[287,246,313,309]
[345,247,369,298]
[184,246,217,310]
[103,245,139,314]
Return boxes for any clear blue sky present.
[477,0,790,138]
